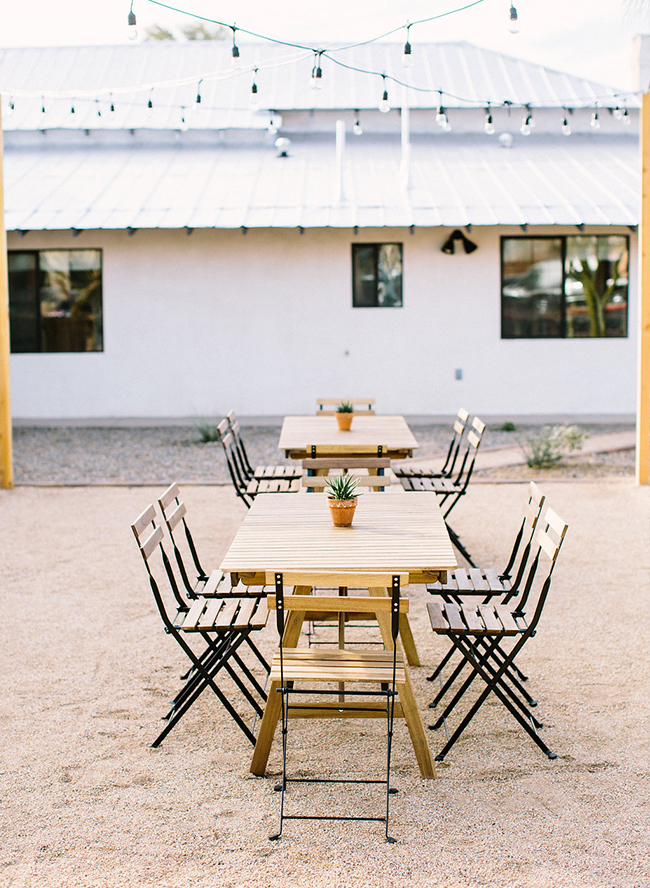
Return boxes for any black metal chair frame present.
[427,508,568,762]
[399,416,485,566]
[132,505,270,748]
[426,481,546,698]
[226,410,301,482]
[269,572,403,843]
[394,407,470,481]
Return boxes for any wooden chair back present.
[301,454,392,491]
[441,407,470,477]
[158,482,209,596]
[316,398,375,415]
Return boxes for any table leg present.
[368,586,436,779]
[250,585,311,777]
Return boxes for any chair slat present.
[214,599,240,628]
[443,602,466,632]
[477,604,502,633]
[494,604,520,635]
[181,597,207,631]
[427,599,449,631]
[460,604,485,632]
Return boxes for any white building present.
[0,41,640,420]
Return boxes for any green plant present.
[500,421,517,432]
[324,473,362,500]
[335,400,354,414]
[196,423,221,443]
[520,424,586,469]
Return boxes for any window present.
[8,249,103,353]
[352,243,403,307]
[501,235,628,338]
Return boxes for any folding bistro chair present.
[394,408,470,481]
[426,507,568,762]
[225,410,302,483]
[131,504,270,748]
[316,398,375,415]
[266,571,408,843]
[399,416,486,566]
[425,481,546,695]
[218,423,300,508]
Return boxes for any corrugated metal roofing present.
[0,42,635,133]
[3,132,638,231]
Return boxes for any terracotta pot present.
[328,498,357,527]
[335,412,353,431]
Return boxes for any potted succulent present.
[325,473,361,527]
[335,400,354,431]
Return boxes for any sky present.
[1,0,649,90]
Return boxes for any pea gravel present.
[0,479,647,888]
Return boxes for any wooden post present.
[0,100,14,490]
[637,91,650,485]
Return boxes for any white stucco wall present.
[7,225,637,419]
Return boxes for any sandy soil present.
[1,481,648,888]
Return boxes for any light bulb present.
[353,119,363,135]
[70,103,75,114]
[562,117,572,136]
[403,40,412,68]
[249,84,259,112]
[147,98,153,112]
[127,10,138,41]
[613,106,623,120]
[622,108,630,125]
[231,45,240,68]
[436,107,447,127]
[520,114,531,135]
[7,98,15,116]
[509,4,519,33]
[180,113,189,132]
[484,112,495,135]
[268,119,278,135]
[310,65,323,89]
[379,90,390,113]
[590,110,600,129]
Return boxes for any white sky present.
[1,0,649,90]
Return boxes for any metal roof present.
[3,131,638,231]
[0,42,635,133]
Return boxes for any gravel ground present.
[11,423,636,485]
[0,481,648,887]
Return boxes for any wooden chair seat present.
[179,596,269,633]
[401,476,456,492]
[246,477,301,495]
[394,409,470,480]
[427,567,513,596]
[427,597,520,636]
[254,464,302,479]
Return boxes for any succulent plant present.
[335,400,354,414]
[324,473,361,500]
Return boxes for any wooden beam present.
[637,92,650,485]
[0,100,13,489]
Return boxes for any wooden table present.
[278,414,419,460]
[220,492,457,779]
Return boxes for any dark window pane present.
[565,236,628,338]
[39,250,103,352]
[502,238,563,338]
[8,252,40,353]
[377,244,403,306]
[353,245,377,307]
[352,243,403,308]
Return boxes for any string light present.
[613,105,623,121]
[484,106,494,135]
[179,107,189,131]
[622,107,630,125]
[7,98,15,115]
[95,99,102,117]
[194,78,202,111]
[520,111,532,135]
[250,69,259,111]
[147,88,154,111]
[562,115,571,136]
[310,51,323,89]
[110,94,115,113]
[231,27,240,68]
[436,98,451,131]
[508,4,519,34]
[590,109,600,129]
[127,1,138,40]
[379,75,390,113]
[353,117,363,135]
[403,24,412,68]
[70,101,75,114]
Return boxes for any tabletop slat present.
[220,492,456,576]
[278,415,419,456]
